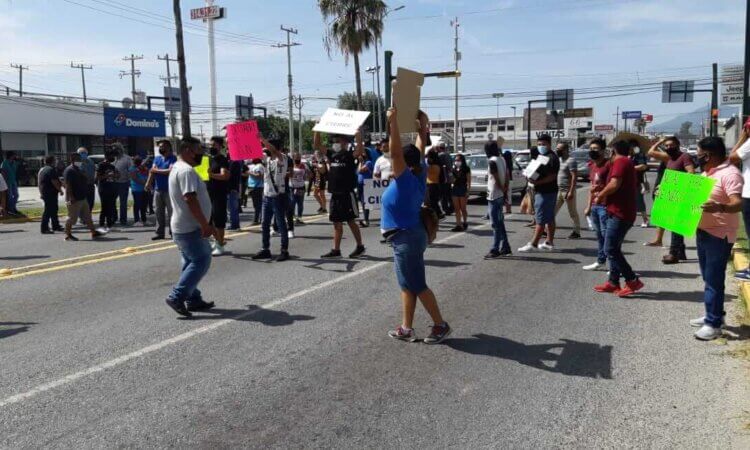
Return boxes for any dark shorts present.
[452,185,468,198]
[534,191,557,225]
[635,191,646,213]
[329,191,359,223]
[209,192,228,229]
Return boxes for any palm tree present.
[319,0,387,110]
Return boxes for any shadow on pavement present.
[723,325,750,341]
[0,229,25,234]
[509,256,580,264]
[446,333,612,379]
[637,270,699,279]
[424,259,471,268]
[289,257,361,273]
[632,290,709,302]
[189,305,314,326]
[0,255,50,261]
[0,322,36,340]
[428,243,464,249]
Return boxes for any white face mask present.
[74,162,82,168]
[332,143,343,152]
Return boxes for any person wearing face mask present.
[96,150,119,230]
[112,144,132,226]
[129,156,149,226]
[311,150,329,213]
[76,147,96,211]
[313,130,366,259]
[582,138,610,271]
[38,155,64,234]
[147,140,177,240]
[689,137,743,340]
[629,140,650,228]
[553,142,581,239]
[519,134,561,252]
[593,140,644,297]
[484,142,512,258]
[207,136,231,256]
[63,153,105,241]
[373,138,393,181]
[647,136,695,264]
[165,137,216,317]
[357,151,374,228]
[1,151,20,215]
[251,138,291,262]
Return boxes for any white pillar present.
[207,0,218,137]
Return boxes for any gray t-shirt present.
[169,160,212,234]
[114,154,132,183]
[263,155,288,197]
[557,155,577,190]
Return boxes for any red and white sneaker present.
[388,326,415,341]
[594,281,621,293]
[617,279,644,297]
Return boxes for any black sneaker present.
[165,298,192,318]
[349,245,366,258]
[322,249,342,258]
[423,322,451,345]
[295,218,304,225]
[450,225,464,232]
[568,231,581,239]
[498,249,513,257]
[186,300,215,312]
[53,227,65,232]
[276,251,290,262]
[252,249,273,260]
[41,229,54,235]
[463,222,468,230]
[65,234,79,241]
[484,250,501,259]
[152,234,165,241]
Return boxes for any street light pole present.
[366,66,378,133]
[376,5,405,135]
[451,17,460,151]
[276,26,300,150]
[492,93,504,137]
[511,106,517,147]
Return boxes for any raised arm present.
[353,130,364,159]
[415,110,430,155]
[647,138,670,163]
[729,129,749,165]
[313,131,326,154]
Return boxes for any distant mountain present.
[648,105,740,133]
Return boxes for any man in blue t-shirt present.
[147,140,177,240]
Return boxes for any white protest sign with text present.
[363,178,391,210]
[313,108,370,136]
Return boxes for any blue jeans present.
[696,230,733,328]
[605,215,636,284]
[169,229,212,304]
[391,226,428,294]
[262,195,289,251]
[591,205,608,264]
[116,182,129,224]
[488,197,511,253]
[7,183,18,213]
[228,190,240,229]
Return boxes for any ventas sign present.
[104,107,166,138]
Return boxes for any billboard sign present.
[190,6,222,20]
[563,107,593,118]
[164,86,181,112]
[644,114,654,123]
[721,83,743,105]
[622,111,642,120]
[546,89,574,111]
[104,107,166,137]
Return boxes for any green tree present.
[255,116,318,153]
[337,91,385,134]
[633,118,647,134]
[677,121,694,140]
[319,0,387,110]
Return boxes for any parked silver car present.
[466,154,526,198]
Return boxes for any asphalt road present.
[1,191,749,448]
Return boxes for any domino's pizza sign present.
[104,107,166,137]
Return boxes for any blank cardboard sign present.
[393,67,425,133]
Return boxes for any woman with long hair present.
[382,107,451,345]
[450,153,471,231]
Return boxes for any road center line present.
[0,224,486,408]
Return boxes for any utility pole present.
[492,93,504,136]
[294,95,304,153]
[710,62,719,137]
[120,54,143,107]
[70,62,93,102]
[374,40,383,134]
[10,63,28,97]
[174,0,191,137]
[615,106,620,133]
[275,25,300,151]
[511,106,517,147]
[206,0,218,136]
[451,17,460,151]
[743,0,750,123]
[158,53,180,141]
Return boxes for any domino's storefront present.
[103,107,166,158]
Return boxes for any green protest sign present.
[650,169,716,237]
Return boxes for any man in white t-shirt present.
[165,137,215,318]
[730,128,750,280]
[485,141,512,259]
[373,138,393,181]
[252,137,291,262]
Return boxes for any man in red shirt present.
[593,140,644,297]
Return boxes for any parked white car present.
[466,154,526,198]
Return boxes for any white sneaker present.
[288,231,295,239]
[539,242,555,251]
[694,324,722,341]
[640,222,649,228]
[583,261,604,271]
[690,317,725,328]
[211,244,225,256]
[271,230,279,237]
[518,242,538,253]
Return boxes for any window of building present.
[476,120,489,126]
[463,127,475,134]
[432,122,445,129]
[476,127,487,132]
[506,125,515,131]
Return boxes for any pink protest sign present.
[227,120,263,161]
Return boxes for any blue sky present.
[0,0,745,130]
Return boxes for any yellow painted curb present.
[732,243,750,315]
[0,268,13,276]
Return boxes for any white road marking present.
[0,224,487,408]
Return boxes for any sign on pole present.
[546,89,574,111]
[235,95,253,120]
[621,111,642,120]
[226,120,264,161]
[164,86,181,112]
[313,108,371,136]
[650,169,716,236]
[721,64,744,105]
[662,80,695,103]
[594,124,614,133]
[644,114,654,123]
[190,6,223,20]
